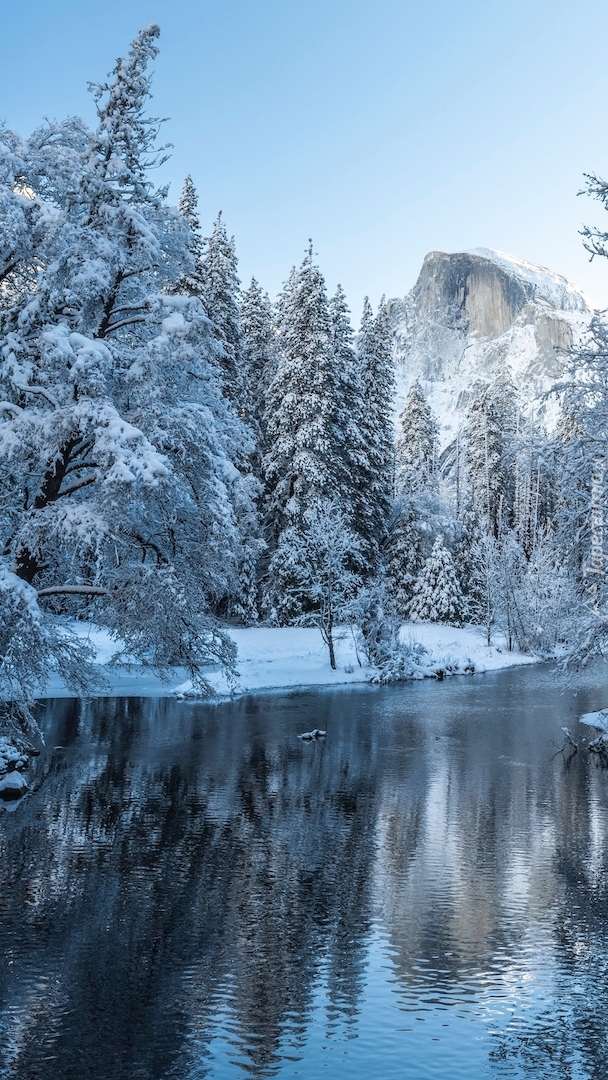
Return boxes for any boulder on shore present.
[0,771,28,800]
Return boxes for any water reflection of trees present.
[0,693,381,1079]
[2,671,608,1079]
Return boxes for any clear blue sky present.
[2,0,608,316]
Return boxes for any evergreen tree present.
[396,378,439,493]
[451,503,484,610]
[273,263,297,336]
[552,397,589,583]
[466,528,499,645]
[348,579,429,681]
[409,537,465,625]
[385,493,463,621]
[463,369,517,536]
[355,296,395,570]
[171,173,206,297]
[384,495,426,617]
[263,245,341,535]
[241,276,279,459]
[173,191,264,621]
[387,379,442,617]
[227,473,265,625]
[263,248,364,619]
[198,212,243,404]
[328,284,369,539]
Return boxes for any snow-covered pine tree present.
[386,378,441,616]
[328,284,369,539]
[395,378,439,494]
[385,488,463,619]
[348,578,429,681]
[466,527,499,645]
[409,537,465,625]
[273,263,297,336]
[355,297,395,571]
[263,247,355,619]
[0,25,253,724]
[384,495,425,617]
[552,395,589,584]
[241,276,279,460]
[451,503,483,606]
[198,212,243,406]
[171,184,263,623]
[264,245,341,534]
[463,369,517,536]
[170,174,206,297]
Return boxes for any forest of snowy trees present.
[1,24,608,734]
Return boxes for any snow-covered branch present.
[13,383,59,408]
[37,585,108,596]
[53,476,97,499]
[103,315,147,334]
[0,402,23,417]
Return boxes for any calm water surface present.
[1,665,608,1079]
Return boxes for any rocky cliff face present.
[390,248,592,439]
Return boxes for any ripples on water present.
[1,665,608,1079]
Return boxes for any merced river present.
[1,663,608,1079]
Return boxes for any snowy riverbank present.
[38,622,539,701]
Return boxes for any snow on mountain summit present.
[390,248,594,447]
[467,248,591,314]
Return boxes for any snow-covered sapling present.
[409,537,465,626]
[273,499,361,669]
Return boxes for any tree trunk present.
[328,631,336,670]
[327,609,336,670]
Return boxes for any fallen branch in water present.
[552,726,578,758]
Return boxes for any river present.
[1,664,608,1079]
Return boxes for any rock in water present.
[297,729,326,741]
[0,771,28,800]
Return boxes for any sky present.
[2,0,608,317]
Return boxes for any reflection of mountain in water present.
[1,672,608,1078]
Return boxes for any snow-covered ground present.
[579,709,608,731]
[38,622,538,701]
